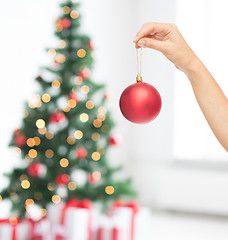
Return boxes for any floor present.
[150,211,228,240]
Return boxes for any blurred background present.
[0,0,228,239]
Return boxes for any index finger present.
[133,22,173,43]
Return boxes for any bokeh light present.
[52,195,61,204]
[92,132,100,141]
[48,49,56,57]
[38,127,47,135]
[74,130,83,139]
[60,158,69,167]
[52,80,61,89]
[91,152,100,161]
[42,93,51,103]
[97,147,105,155]
[55,54,66,63]
[67,136,76,145]
[36,119,45,129]
[46,132,54,140]
[28,149,37,158]
[68,182,77,190]
[105,186,115,195]
[86,100,94,109]
[93,119,102,128]
[70,10,79,19]
[98,106,107,114]
[74,76,83,85]
[97,113,106,121]
[34,192,43,200]
[41,209,47,217]
[59,40,66,49]
[27,138,35,147]
[47,183,54,191]
[25,199,34,206]
[45,149,54,158]
[21,180,30,189]
[63,6,71,14]
[77,49,86,58]
[68,99,77,108]
[80,113,89,122]
[81,85,90,94]
[34,137,41,146]
[20,175,28,181]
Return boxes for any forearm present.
[185,57,228,151]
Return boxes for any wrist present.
[183,55,205,81]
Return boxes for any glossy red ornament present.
[119,82,162,124]
[28,163,44,177]
[61,18,71,29]
[14,135,27,146]
[55,174,70,185]
[77,68,90,79]
[49,112,65,123]
[75,147,87,159]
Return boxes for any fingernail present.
[133,36,138,42]
[138,39,145,46]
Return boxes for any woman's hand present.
[133,22,200,75]
[133,22,228,152]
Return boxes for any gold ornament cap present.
[136,74,142,82]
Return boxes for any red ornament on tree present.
[87,40,95,49]
[13,129,21,135]
[119,46,162,124]
[104,91,111,100]
[108,136,119,145]
[68,93,79,102]
[88,171,101,184]
[77,68,90,79]
[28,163,45,177]
[61,18,71,29]
[14,135,27,147]
[49,112,66,123]
[75,147,87,159]
[55,174,70,185]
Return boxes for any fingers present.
[133,22,174,43]
[136,37,165,52]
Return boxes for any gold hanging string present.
[136,44,142,82]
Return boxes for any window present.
[174,0,228,160]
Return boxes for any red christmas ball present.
[55,174,70,185]
[77,68,90,79]
[75,147,87,159]
[28,163,45,177]
[68,93,79,102]
[119,82,162,124]
[61,18,71,29]
[14,135,27,146]
[49,112,66,123]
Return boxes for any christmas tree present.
[1,0,136,218]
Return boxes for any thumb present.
[137,37,165,52]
